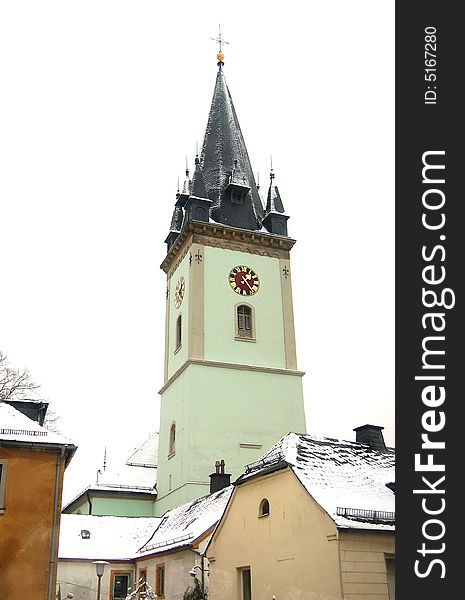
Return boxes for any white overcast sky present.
[0,1,394,504]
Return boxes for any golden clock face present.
[174,276,185,308]
[229,265,260,296]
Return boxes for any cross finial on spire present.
[211,24,229,68]
[270,156,275,181]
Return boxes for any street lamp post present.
[188,558,209,598]
[92,561,109,600]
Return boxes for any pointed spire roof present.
[200,68,264,230]
[169,203,183,233]
[181,161,191,196]
[265,169,286,214]
[191,155,209,199]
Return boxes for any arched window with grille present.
[236,304,255,340]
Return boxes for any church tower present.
[155,49,306,515]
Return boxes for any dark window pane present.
[237,305,252,338]
[114,575,130,598]
[176,316,182,349]
[157,566,165,596]
[242,568,251,600]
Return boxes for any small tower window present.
[175,315,182,351]
[169,422,176,456]
[236,304,254,340]
[230,189,244,204]
[259,498,270,517]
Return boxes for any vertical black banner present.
[396,2,462,597]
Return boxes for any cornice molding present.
[161,221,296,275]
[159,358,305,394]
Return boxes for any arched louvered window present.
[236,304,255,340]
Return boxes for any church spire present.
[164,41,294,249]
[200,67,264,230]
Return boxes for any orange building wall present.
[0,446,65,600]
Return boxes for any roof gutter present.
[47,445,66,600]
[0,439,77,467]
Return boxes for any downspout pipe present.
[47,445,66,600]
[86,489,93,515]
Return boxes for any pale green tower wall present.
[166,251,191,380]
[156,237,306,516]
[154,363,305,516]
[204,247,286,368]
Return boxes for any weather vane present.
[210,24,230,67]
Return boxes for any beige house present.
[58,485,231,599]
[207,426,395,600]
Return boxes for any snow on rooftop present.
[59,487,232,561]
[63,434,159,510]
[138,486,232,556]
[90,432,158,492]
[126,433,158,468]
[59,515,161,561]
[0,401,74,447]
[239,432,395,531]
[95,462,157,492]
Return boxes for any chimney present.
[353,424,388,453]
[209,459,231,494]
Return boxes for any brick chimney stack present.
[209,459,231,494]
[353,424,388,453]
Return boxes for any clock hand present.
[241,276,253,291]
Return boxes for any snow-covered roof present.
[59,486,232,561]
[59,515,161,561]
[62,434,158,511]
[237,432,395,531]
[93,433,158,491]
[0,401,75,448]
[138,486,232,556]
[126,433,158,468]
[95,463,157,493]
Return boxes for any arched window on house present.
[259,498,270,517]
[169,422,176,456]
[175,315,182,350]
[236,304,254,340]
